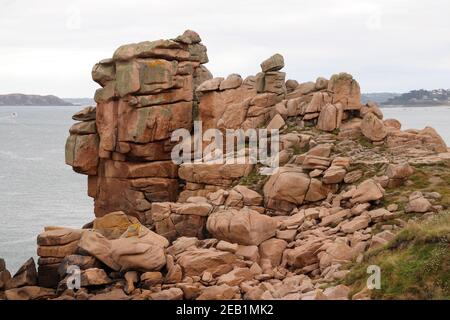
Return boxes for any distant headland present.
[0,94,95,106]
[362,89,450,107]
[0,94,73,106]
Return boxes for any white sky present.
[0,0,449,97]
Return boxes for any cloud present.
[0,0,449,96]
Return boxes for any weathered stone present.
[323,285,350,300]
[259,238,287,267]
[206,208,278,246]
[341,216,370,233]
[405,192,432,213]
[93,211,140,239]
[196,284,239,300]
[57,255,101,278]
[350,179,384,204]
[196,77,223,92]
[219,74,243,90]
[317,104,341,132]
[5,286,56,300]
[263,167,311,211]
[140,271,163,288]
[72,106,96,121]
[110,236,166,272]
[260,54,284,72]
[233,185,263,206]
[6,258,38,289]
[69,121,97,135]
[37,228,84,246]
[37,240,79,258]
[266,114,285,130]
[174,29,202,44]
[386,163,414,187]
[80,268,112,287]
[361,112,387,141]
[149,287,184,300]
[322,166,346,184]
[216,240,239,253]
[236,245,260,262]
[284,242,322,268]
[177,249,237,277]
[65,134,99,175]
[327,73,361,110]
[117,101,192,144]
[344,170,363,184]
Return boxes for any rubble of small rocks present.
[2,30,449,301]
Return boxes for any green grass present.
[237,167,269,192]
[357,136,374,148]
[343,212,450,299]
[292,145,309,155]
[382,161,450,211]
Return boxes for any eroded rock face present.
[65,30,211,220]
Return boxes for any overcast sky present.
[1,0,449,97]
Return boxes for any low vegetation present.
[343,212,450,299]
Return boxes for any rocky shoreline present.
[1,30,449,300]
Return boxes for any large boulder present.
[263,167,328,211]
[110,236,166,272]
[77,231,120,271]
[327,73,361,110]
[206,208,278,246]
[316,104,342,132]
[385,163,414,187]
[93,211,141,239]
[350,179,384,204]
[405,192,433,213]
[361,112,388,142]
[260,54,285,72]
[177,249,237,277]
[65,133,99,175]
[5,258,38,290]
[259,238,287,267]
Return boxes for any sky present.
[0,0,449,97]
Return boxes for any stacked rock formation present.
[66,30,213,221]
[1,30,449,300]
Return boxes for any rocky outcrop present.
[65,30,211,221]
[3,30,446,301]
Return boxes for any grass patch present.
[237,167,269,192]
[343,212,450,299]
[292,145,309,155]
[357,137,374,148]
[382,161,450,210]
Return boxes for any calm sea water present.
[0,106,92,274]
[382,106,450,144]
[0,105,449,274]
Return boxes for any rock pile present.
[1,30,448,301]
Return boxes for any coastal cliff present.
[1,30,448,300]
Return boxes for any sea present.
[0,105,449,274]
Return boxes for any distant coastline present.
[381,103,450,108]
[0,93,73,106]
[0,94,95,106]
